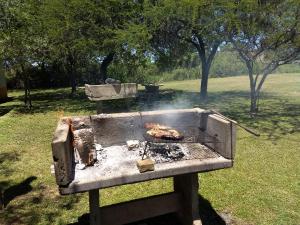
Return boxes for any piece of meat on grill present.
[146,128,183,140]
[144,122,172,130]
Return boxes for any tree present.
[0,0,45,107]
[93,0,144,83]
[229,0,300,114]
[42,0,97,94]
[42,0,143,89]
[141,0,233,100]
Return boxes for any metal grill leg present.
[174,173,202,225]
[89,189,101,225]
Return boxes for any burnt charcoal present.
[147,143,190,163]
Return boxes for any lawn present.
[0,73,299,225]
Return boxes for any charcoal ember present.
[147,143,189,163]
[73,128,95,166]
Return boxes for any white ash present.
[74,142,192,171]
[75,163,86,170]
[126,140,140,150]
[95,144,103,151]
[93,145,141,174]
[94,142,191,166]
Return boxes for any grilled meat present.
[144,122,171,130]
[145,123,184,140]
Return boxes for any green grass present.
[0,73,300,225]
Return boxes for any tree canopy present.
[138,0,236,99]
[1,0,300,113]
[228,0,300,113]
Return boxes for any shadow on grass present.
[0,176,37,208]
[13,89,96,114]
[67,194,229,225]
[0,106,14,117]
[0,97,14,104]
[2,88,299,142]
[0,180,81,225]
[139,89,300,142]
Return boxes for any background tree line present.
[1,0,300,113]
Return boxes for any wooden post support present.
[89,189,101,225]
[174,173,202,225]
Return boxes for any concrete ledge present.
[59,157,232,194]
[85,83,137,101]
[51,118,74,186]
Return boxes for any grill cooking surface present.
[53,108,236,194]
[93,142,219,167]
[143,132,219,144]
[61,142,232,194]
[142,125,219,144]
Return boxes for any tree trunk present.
[20,64,32,109]
[194,39,219,101]
[99,52,115,83]
[242,59,259,115]
[70,69,76,95]
[24,76,32,109]
[67,60,76,95]
[67,51,77,95]
[200,63,209,100]
[250,88,258,115]
[27,82,32,109]
[24,83,28,105]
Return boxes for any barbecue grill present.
[52,108,236,225]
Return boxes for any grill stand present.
[88,173,201,225]
[89,190,100,225]
[174,173,201,225]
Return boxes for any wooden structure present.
[85,83,138,113]
[52,108,236,225]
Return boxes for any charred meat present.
[144,123,172,130]
[145,123,184,140]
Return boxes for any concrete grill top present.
[60,150,232,195]
[52,108,236,194]
[85,83,137,101]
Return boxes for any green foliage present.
[1,0,300,105]
[210,49,247,77]
[0,0,45,70]
[227,0,300,112]
[275,63,300,73]
[123,47,300,83]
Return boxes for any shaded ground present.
[0,176,37,208]
[69,194,238,225]
[6,87,299,143]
